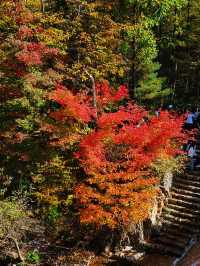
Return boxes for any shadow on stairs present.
[150,167,200,265]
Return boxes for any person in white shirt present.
[194,110,199,120]
[186,141,197,170]
[155,108,161,117]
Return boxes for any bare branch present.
[8,237,24,262]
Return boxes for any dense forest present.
[0,0,200,265]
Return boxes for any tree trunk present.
[129,3,137,98]
[85,70,98,119]
[40,0,45,13]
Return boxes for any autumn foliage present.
[50,84,95,123]
[0,1,194,263]
[50,82,186,229]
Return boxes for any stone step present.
[181,173,200,182]
[152,243,183,257]
[158,232,190,246]
[173,182,200,194]
[163,207,200,220]
[168,198,200,210]
[157,236,187,249]
[153,146,200,258]
[166,203,200,215]
[171,192,200,204]
[162,213,200,226]
[185,170,200,177]
[195,165,200,171]
[179,173,200,182]
[159,226,192,239]
[171,187,200,199]
[162,220,200,234]
[173,177,200,187]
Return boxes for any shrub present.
[26,249,41,264]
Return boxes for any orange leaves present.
[127,190,157,224]
[74,103,186,228]
[50,81,186,229]
[79,204,116,228]
[75,181,158,227]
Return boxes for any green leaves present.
[136,63,171,103]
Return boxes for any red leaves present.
[14,1,34,25]
[17,26,33,40]
[97,104,147,129]
[50,82,130,124]
[96,81,129,109]
[16,50,42,66]
[16,42,59,66]
[50,84,95,123]
[74,105,186,228]
[112,84,129,101]
[50,81,187,228]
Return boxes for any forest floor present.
[3,236,200,265]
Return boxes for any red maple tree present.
[50,82,186,228]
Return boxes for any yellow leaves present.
[87,2,100,11]
[79,32,93,47]
[121,23,137,33]
[0,49,6,62]
[89,12,99,18]
[86,1,114,12]
[49,121,90,149]
[35,189,60,206]
[0,12,17,30]
[151,154,185,179]
[40,14,65,26]
[37,27,69,48]
[85,56,92,64]
[26,0,41,10]
[36,188,73,207]
[32,156,74,209]
[118,67,125,77]
[58,3,127,81]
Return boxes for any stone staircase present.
[153,138,200,259]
